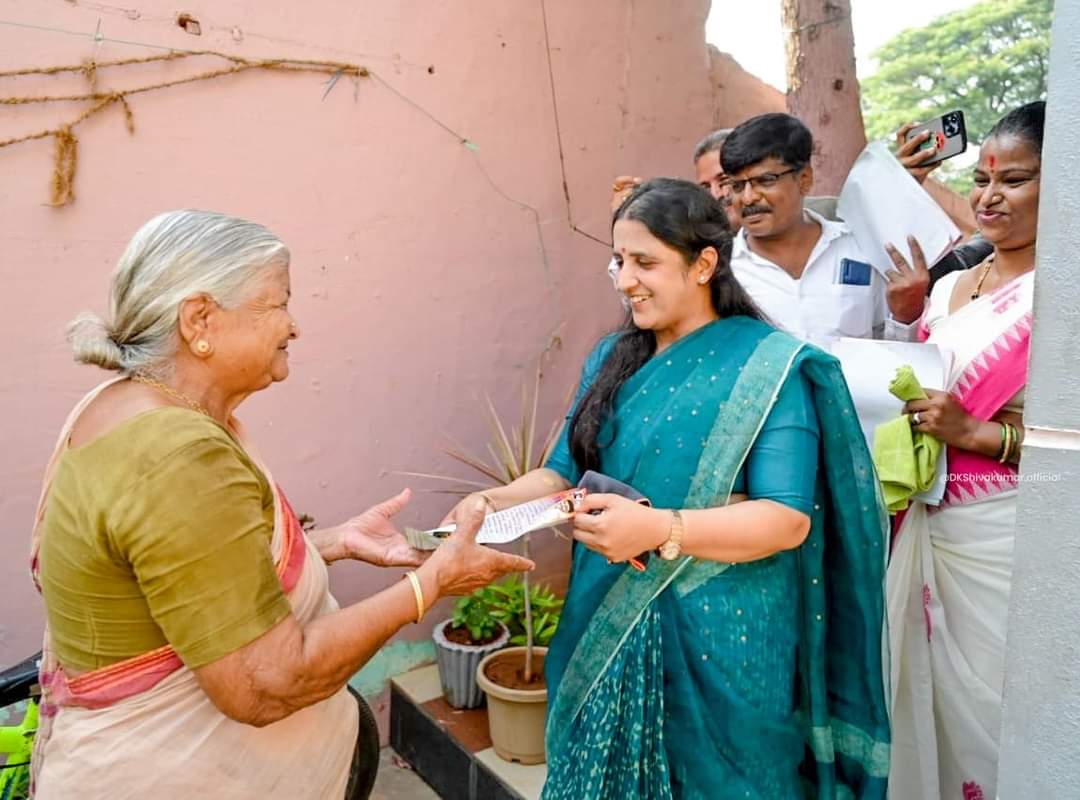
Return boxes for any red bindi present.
[988,155,997,169]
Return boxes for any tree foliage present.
[862,0,1053,144]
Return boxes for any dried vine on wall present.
[0,50,368,206]
[0,7,610,286]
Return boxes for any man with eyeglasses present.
[612,130,839,227]
[609,128,852,289]
[722,112,925,344]
[606,115,972,310]
[692,128,841,228]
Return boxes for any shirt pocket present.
[825,283,876,338]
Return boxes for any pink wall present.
[708,47,787,129]
[0,0,717,666]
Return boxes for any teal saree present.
[542,317,889,799]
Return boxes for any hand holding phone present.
[899,111,968,176]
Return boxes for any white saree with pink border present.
[887,269,1032,800]
[29,379,357,800]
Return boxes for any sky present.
[706,0,983,91]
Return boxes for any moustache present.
[741,205,770,218]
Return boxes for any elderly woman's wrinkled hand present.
[337,488,429,568]
[439,491,492,528]
[428,498,534,597]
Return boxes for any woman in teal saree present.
[445,179,890,798]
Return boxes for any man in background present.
[693,128,840,225]
[606,116,983,303]
[720,112,925,342]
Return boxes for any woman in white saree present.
[885,101,1045,800]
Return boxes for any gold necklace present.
[131,375,210,416]
[971,256,995,301]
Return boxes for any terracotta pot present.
[475,646,548,765]
[432,619,509,709]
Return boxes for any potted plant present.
[432,588,509,709]
[476,577,563,764]
[405,356,569,762]
[485,576,563,650]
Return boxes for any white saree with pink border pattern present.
[29,379,357,800]
[887,269,1032,800]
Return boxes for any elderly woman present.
[29,210,532,799]
[886,102,1044,800]
[445,179,891,798]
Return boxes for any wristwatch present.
[658,510,684,561]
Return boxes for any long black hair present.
[568,178,763,474]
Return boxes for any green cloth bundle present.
[872,365,943,512]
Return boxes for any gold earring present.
[194,340,212,356]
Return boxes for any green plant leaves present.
[447,577,564,648]
[450,589,500,643]
[484,576,564,647]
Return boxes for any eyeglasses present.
[725,167,800,195]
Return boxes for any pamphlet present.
[838,140,963,272]
[405,488,586,550]
[829,337,951,506]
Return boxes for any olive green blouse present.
[39,408,293,673]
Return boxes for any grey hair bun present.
[70,211,288,377]
[67,311,126,371]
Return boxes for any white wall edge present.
[1022,425,1080,452]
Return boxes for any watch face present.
[659,542,679,560]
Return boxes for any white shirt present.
[606,257,620,286]
[729,209,916,344]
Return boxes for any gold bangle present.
[479,492,498,512]
[404,571,425,623]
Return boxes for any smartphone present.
[905,110,967,165]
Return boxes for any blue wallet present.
[838,257,873,286]
[577,470,653,570]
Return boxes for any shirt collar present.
[804,206,850,241]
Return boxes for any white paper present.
[829,338,950,506]
[471,495,572,544]
[405,490,585,550]
[837,140,963,273]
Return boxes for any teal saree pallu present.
[542,318,889,800]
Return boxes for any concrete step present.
[390,664,547,800]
